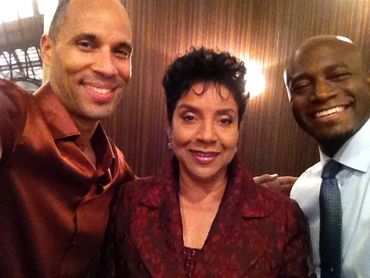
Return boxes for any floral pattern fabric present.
[100,155,310,277]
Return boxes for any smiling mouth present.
[190,150,220,163]
[84,84,114,95]
[314,106,346,118]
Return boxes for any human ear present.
[167,126,173,141]
[40,35,54,67]
[166,126,173,149]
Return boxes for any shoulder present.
[108,141,135,182]
[232,160,303,220]
[296,161,322,182]
[290,161,322,201]
[234,167,302,226]
[250,184,307,232]
[257,185,303,215]
[0,80,33,162]
[118,176,156,205]
[0,79,33,109]
[0,79,32,99]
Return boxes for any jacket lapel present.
[136,159,186,277]
[194,157,273,276]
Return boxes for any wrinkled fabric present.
[100,156,310,277]
[0,80,134,278]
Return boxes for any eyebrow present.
[323,63,351,73]
[177,104,237,115]
[72,33,97,42]
[72,33,133,54]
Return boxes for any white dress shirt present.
[291,118,370,278]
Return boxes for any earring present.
[168,141,172,149]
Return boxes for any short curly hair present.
[162,47,248,124]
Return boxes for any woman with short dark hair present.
[99,47,309,277]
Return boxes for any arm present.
[253,174,297,196]
[0,80,28,164]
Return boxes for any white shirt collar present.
[319,118,370,173]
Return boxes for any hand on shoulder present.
[253,174,297,196]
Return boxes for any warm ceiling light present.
[244,60,266,98]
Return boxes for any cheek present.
[111,92,124,107]
[291,99,308,119]
[64,58,90,75]
[54,48,91,75]
[172,127,194,147]
[229,131,239,148]
[117,60,132,83]
[224,130,239,149]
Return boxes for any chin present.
[315,128,355,145]
[87,107,116,120]
[193,169,227,183]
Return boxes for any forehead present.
[59,0,132,43]
[178,82,238,109]
[288,41,363,79]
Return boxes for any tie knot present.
[321,160,342,179]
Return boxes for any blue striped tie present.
[320,159,343,278]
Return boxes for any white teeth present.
[315,106,345,118]
[85,85,111,94]
[195,152,214,157]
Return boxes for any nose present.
[197,120,217,144]
[310,79,335,102]
[91,48,119,77]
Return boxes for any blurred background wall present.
[103,0,370,177]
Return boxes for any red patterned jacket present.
[100,156,309,277]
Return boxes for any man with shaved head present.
[0,0,135,276]
[285,35,370,277]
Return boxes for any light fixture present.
[243,60,266,98]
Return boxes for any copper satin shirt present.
[0,80,134,277]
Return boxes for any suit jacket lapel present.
[194,157,272,275]
[136,159,185,277]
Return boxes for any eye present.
[113,45,132,60]
[114,49,130,59]
[219,115,235,126]
[329,72,350,82]
[290,79,312,95]
[77,40,94,51]
[181,112,197,123]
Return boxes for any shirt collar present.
[319,118,370,173]
[33,82,80,140]
[33,82,115,169]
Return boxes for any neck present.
[179,171,228,204]
[319,118,370,157]
[319,141,342,158]
[318,131,353,157]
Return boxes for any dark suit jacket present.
[100,156,309,277]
